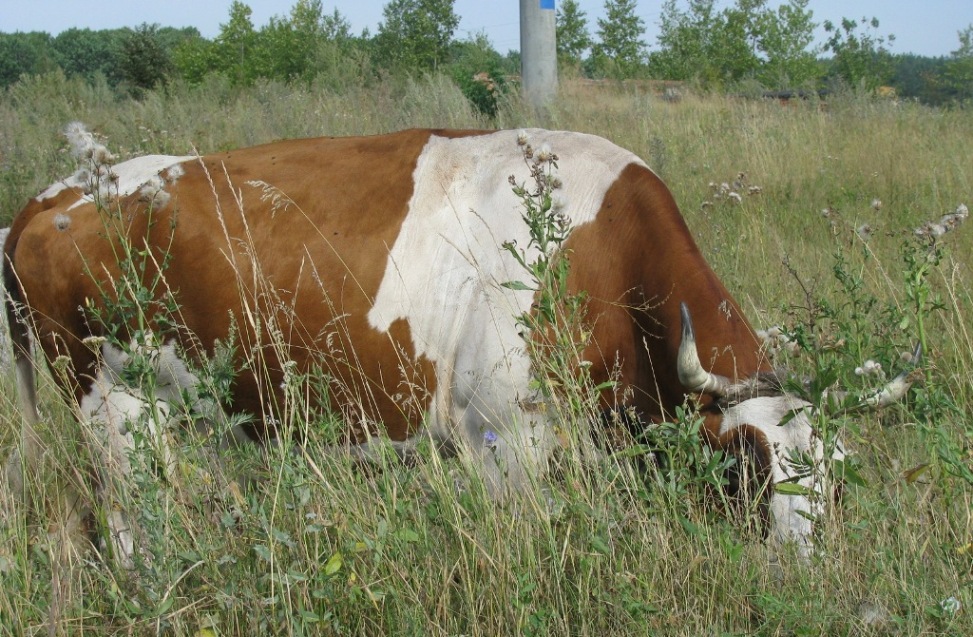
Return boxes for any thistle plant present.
[764,201,973,557]
[44,125,245,597]
[904,222,973,490]
[500,133,612,448]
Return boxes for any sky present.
[1,1,970,58]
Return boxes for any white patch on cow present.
[721,395,845,557]
[76,336,232,566]
[79,360,172,568]
[35,174,85,202]
[35,155,193,208]
[368,129,646,493]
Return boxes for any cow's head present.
[676,303,918,556]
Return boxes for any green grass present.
[1,73,971,635]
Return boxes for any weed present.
[1,78,971,634]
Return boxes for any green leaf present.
[614,444,653,459]
[590,535,611,555]
[775,482,814,496]
[902,462,930,484]
[501,280,534,291]
[777,408,800,426]
[833,458,867,487]
[323,551,343,576]
[678,515,700,536]
[299,610,320,623]
[253,544,272,562]
[155,595,175,615]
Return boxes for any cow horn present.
[862,342,923,408]
[677,302,733,396]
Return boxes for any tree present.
[259,2,360,84]
[256,2,321,82]
[754,0,818,87]
[710,0,763,82]
[171,2,363,87]
[374,0,459,73]
[118,24,172,95]
[556,0,592,68]
[172,34,218,85]
[51,27,127,83]
[892,54,950,105]
[0,32,57,87]
[823,17,895,90]
[652,0,719,81]
[214,1,259,85]
[592,0,647,78]
[651,0,817,87]
[944,24,973,102]
[448,32,506,116]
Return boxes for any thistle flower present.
[92,145,115,165]
[871,198,882,211]
[82,335,108,351]
[65,122,114,166]
[53,214,71,231]
[757,325,798,359]
[165,163,185,181]
[854,359,883,376]
[914,204,969,238]
[52,355,72,373]
[517,130,529,146]
[65,121,96,159]
[536,144,554,164]
[856,224,873,241]
[139,175,170,209]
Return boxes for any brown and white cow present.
[2,126,909,560]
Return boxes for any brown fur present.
[5,129,768,450]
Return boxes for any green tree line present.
[1,0,971,106]
[0,0,516,115]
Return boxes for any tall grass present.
[1,73,971,635]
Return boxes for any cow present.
[3,126,912,562]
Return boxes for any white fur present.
[722,395,845,557]
[76,337,233,566]
[79,361,172,568]
[368,129,645,493]
[35,155,192,206]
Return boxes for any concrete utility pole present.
[520,0,558,109]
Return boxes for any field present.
[0,72,971,635]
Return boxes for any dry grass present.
[0,74,971,635]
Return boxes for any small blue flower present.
[483,429,498,447]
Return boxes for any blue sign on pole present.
[540,0,555,9]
